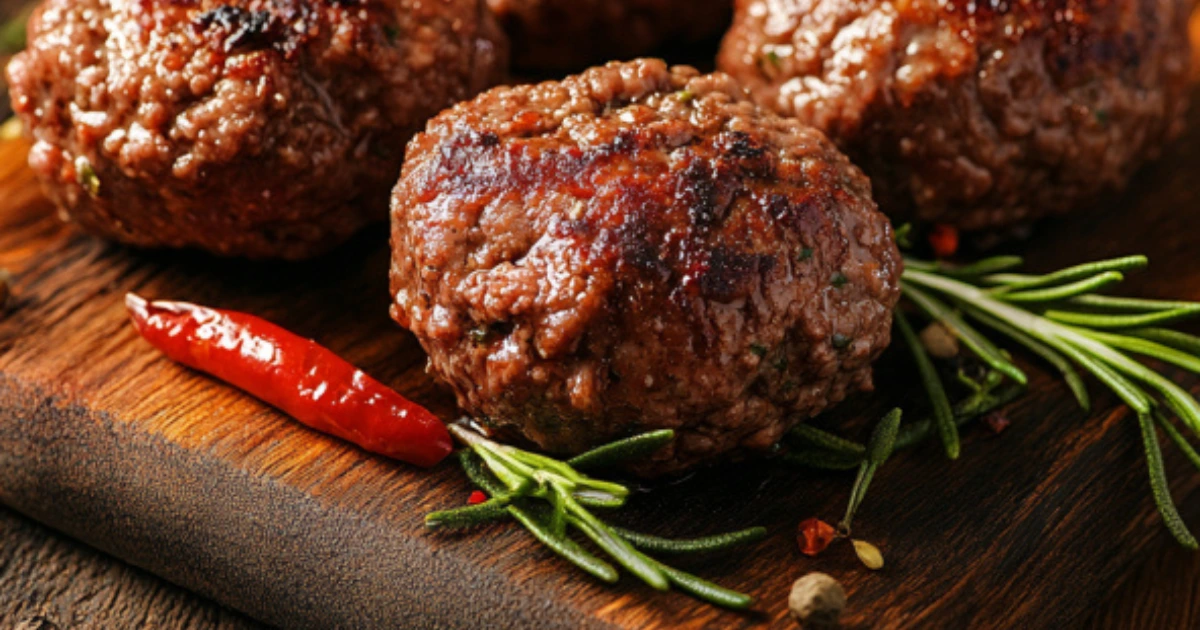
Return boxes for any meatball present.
[390,59,902,473]
[717,0,1192,230]
[489,0,731,71]
[6,0,507,259]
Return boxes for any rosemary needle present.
[568,429,675,471]
[997,271,1124,303]
[512,505,620,583]
[1154,410,1200,473]
[1137,412,1199,550]
[982,255,1148,293]
[610,526,768,555]
[790,423,867,457]
[943,255,1025,277]
[1078,330,1200,375]
[895,309,959,459]
[1067,294,1200,312]
[426,499,510,530]
[1129,328,1200,356]
[1044,306,1200,330]
[646,555,755,610]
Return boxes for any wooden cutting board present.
[1,83,1199,630]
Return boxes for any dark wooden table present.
[3,2,1200,629]
[0,507,257,629]
[4,502,1200,628]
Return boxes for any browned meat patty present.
[390,59,902,474]
[6,0,507,259]
[717,0,1192,230]
[489,0,731,71]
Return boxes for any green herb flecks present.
[75,156,100,198]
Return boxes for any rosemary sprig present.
[427,424,762,609]
[901,255,1200,549]
[786,249,1200,549]
[839,409,902,535]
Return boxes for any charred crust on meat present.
[696,248,775,303]
[390,60,903,473]
[195,6,281,53]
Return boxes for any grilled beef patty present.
[390,59,902,473]
[7,0,507,258]
[718,0,1192,230]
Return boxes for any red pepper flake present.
[984,412,1011,435]
[798,518,837,556]
[928,224,959,259]
[467,490,488,505]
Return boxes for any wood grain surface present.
[0,506,258,629]
[1,15,1200,630]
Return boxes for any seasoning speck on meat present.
[390,59,903,474]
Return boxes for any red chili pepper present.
[467,490,488,505]
[124,293,453,467]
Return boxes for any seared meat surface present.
[718,0,1192,230]
[489,0,731,71]
[390,59,902,474]
[7,0,507,258]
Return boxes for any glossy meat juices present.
[390,60,902,474]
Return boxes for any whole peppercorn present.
[918,322,959,359]
[789,572,846,628]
